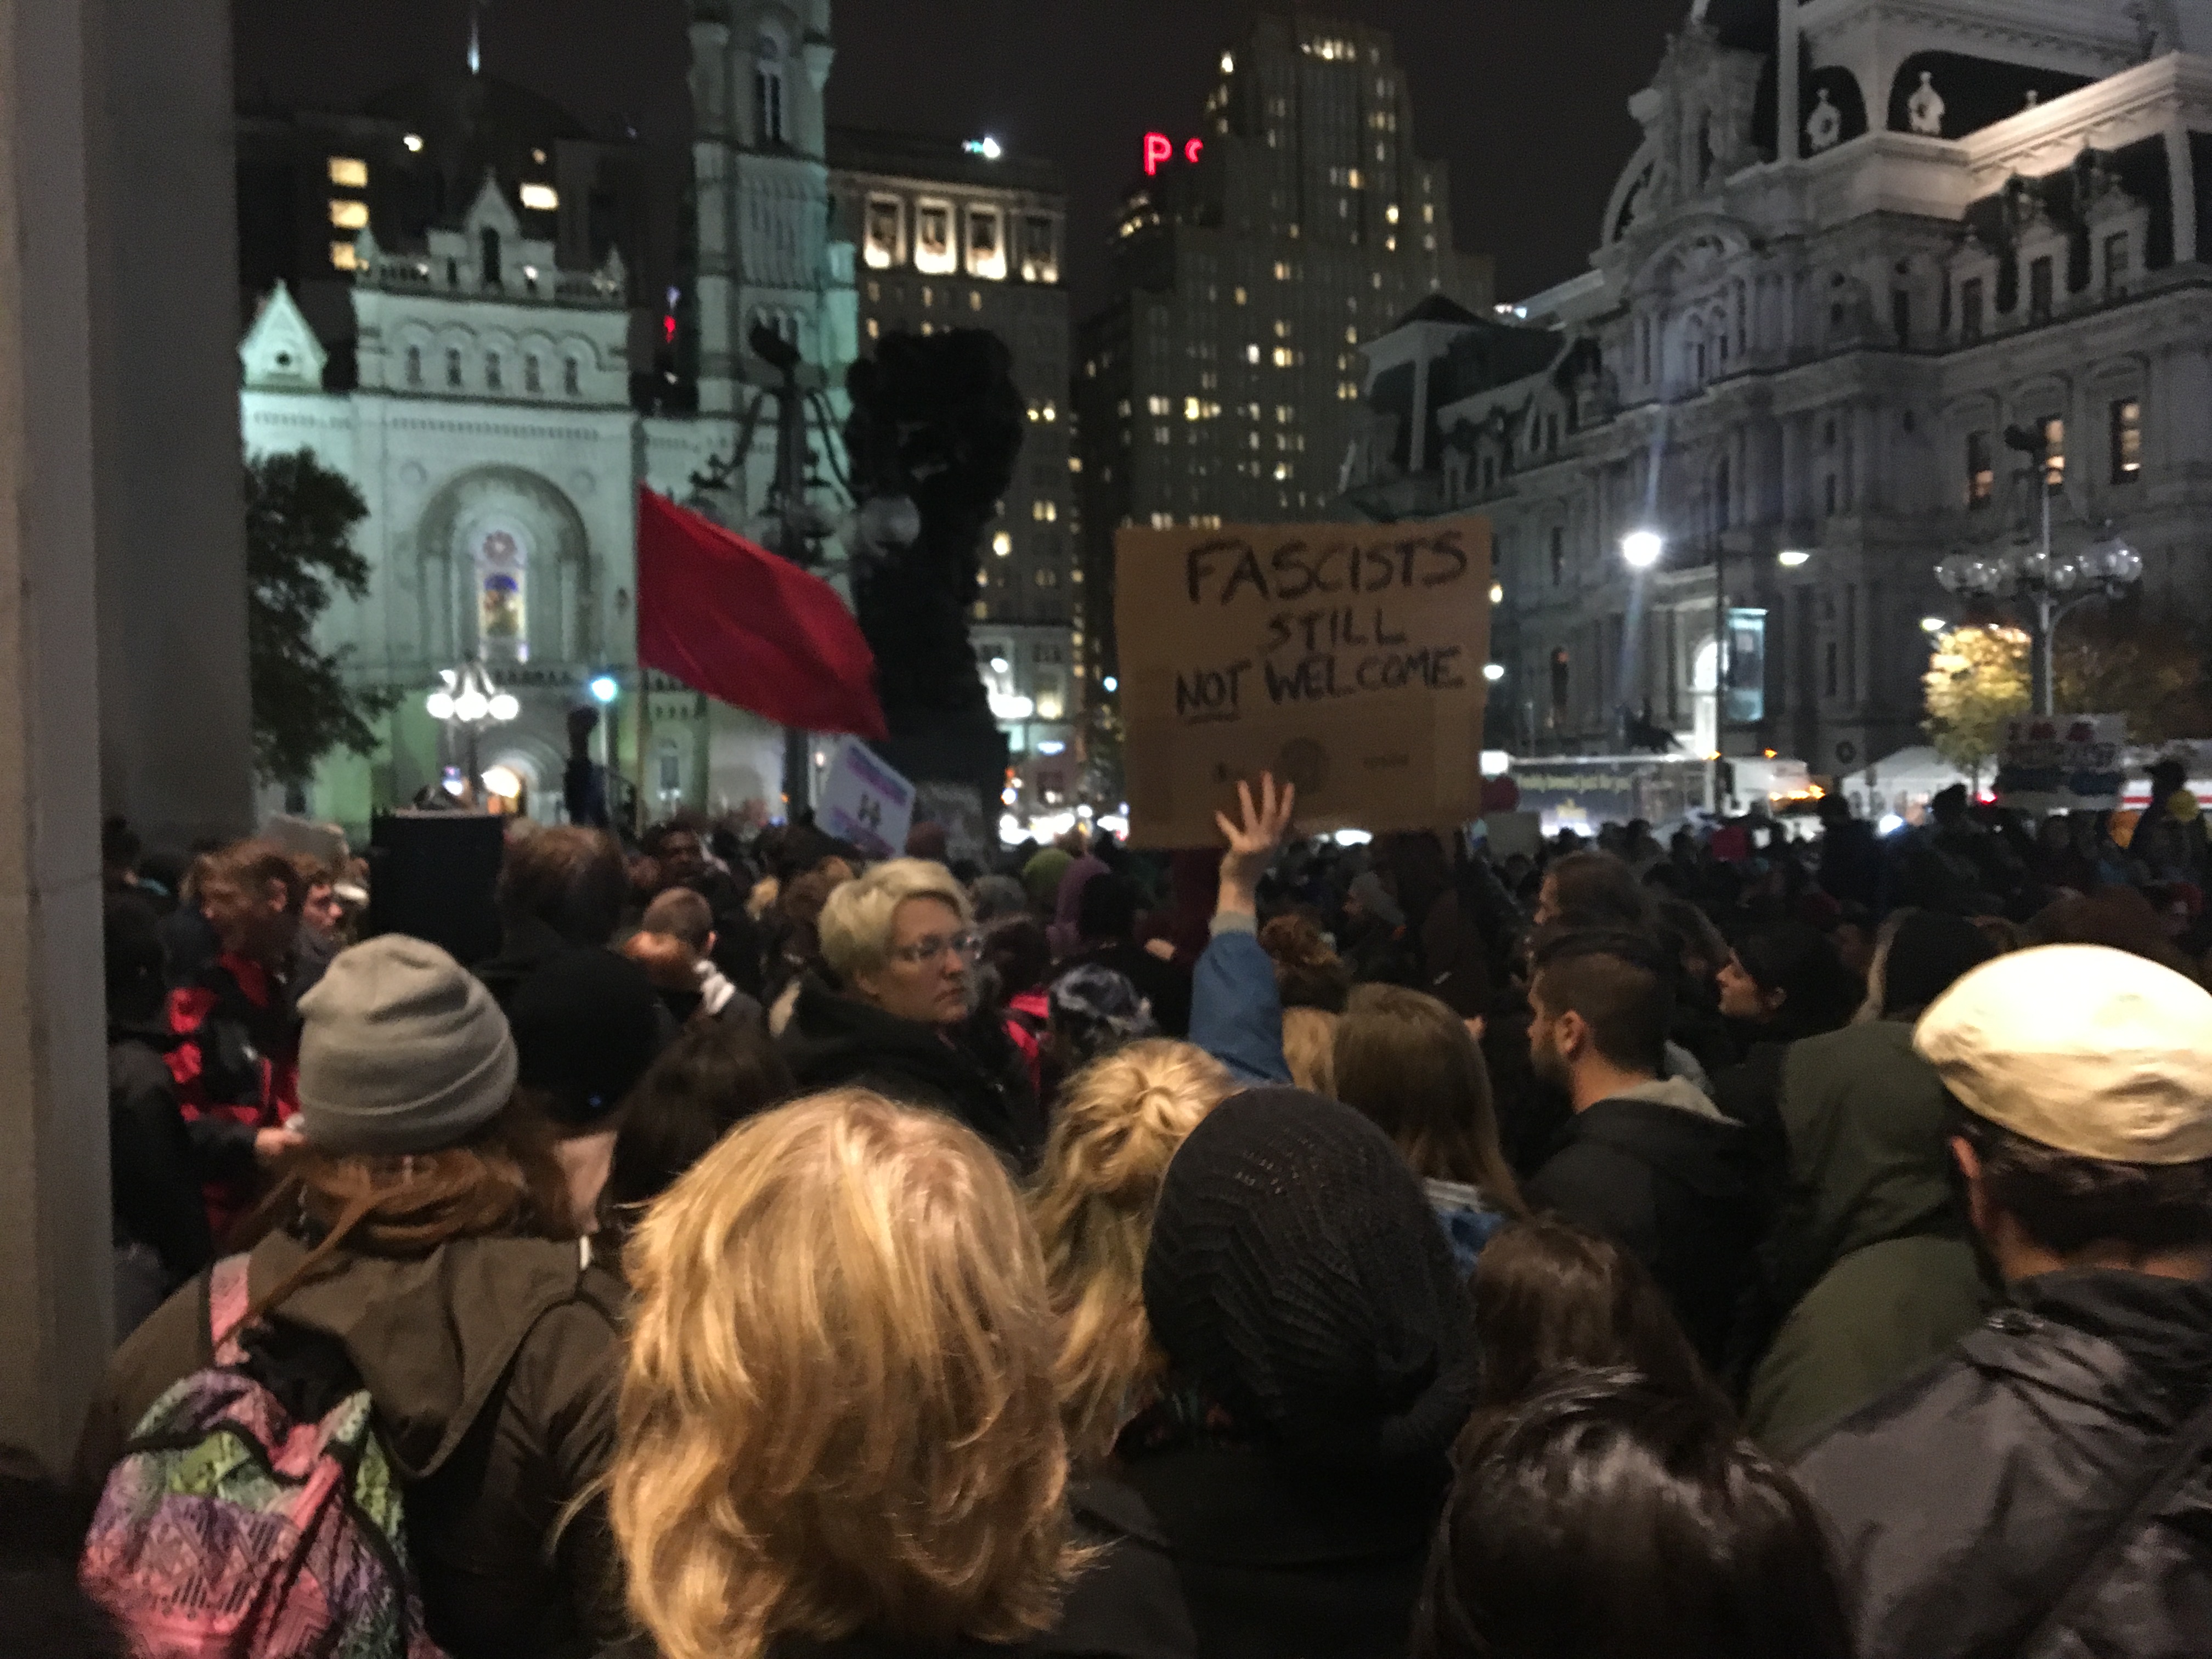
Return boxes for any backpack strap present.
[2018,1383,2212,1657]
[206,1254,255,1367]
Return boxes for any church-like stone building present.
[240,1,861,832]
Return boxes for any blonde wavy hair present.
[1282,1007,1341,1096]
[1028,1039,1237,1469]
[817,857,972,981]
[611,1090,1078,1659]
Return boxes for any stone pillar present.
[84,0,254,849]
[2165,120,2198,267]
[0,0,118,1469]
[1778,0,1801,163]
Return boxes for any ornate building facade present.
[239,1,864,832]
[1346,0,2212,777]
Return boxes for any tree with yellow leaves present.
[1923,625,2030,787]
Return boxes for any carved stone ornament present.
[1807,87,1842,153]
[1908,71,1945,136]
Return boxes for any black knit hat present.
[509,947,664,1127]
[1143,1088,1477,1471]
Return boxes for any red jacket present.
[165,951,300,1242]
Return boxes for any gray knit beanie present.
[297,935,518,1155]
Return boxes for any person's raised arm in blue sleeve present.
[1189,773,1296,1086]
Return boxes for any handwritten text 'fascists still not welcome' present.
[1172,531,1476,722]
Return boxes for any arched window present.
[405,345,422,386]
[524,354,541,394]
[564,357,582,396]
[755,33,787,145]
[486,352,503,392]
[481,227,501,287]
[445,347,464,388]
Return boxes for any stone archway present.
[411,464,595,674]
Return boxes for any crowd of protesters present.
[19,764,2212,1659]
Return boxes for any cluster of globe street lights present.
[425,659,520,800]
[1934,535,2142,718]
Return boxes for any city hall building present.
[1345,0,2212,777]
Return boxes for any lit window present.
[328,156,369,188]
[1347,168,1362,189]
[1386,204,1400,224]
[865,196,901,269]
[1069,455,1082,473]
[1272,346,1294,367]
[520,183,559,212]
[2110,399,2142,483]
[915,201,956,274]
[1233,286,1247,304]
[330,240,360,270]
[1273,261,1291,280]
[329,199,370,230]
[1274,461,1291,480]
[967,206,1006,280]
[1042,402,1057,421]
[865,317,879,340]
[403,133,425,153]
[993,532,1013,557]
[969,290,982,310]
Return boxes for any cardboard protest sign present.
[1116,516,1491,847]
[819,738,916,860]
[1995,714,2126,812]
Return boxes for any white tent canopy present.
[1838,746,1972,822]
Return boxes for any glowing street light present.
[1483,663,1507,683]
[1621,528,1663,569]
[1777,549,1812,568]
[1920,616,1947,634]
[425,659,518,803]
[589,674,619,704]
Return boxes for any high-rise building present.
[1075,12,1494,703]
[829,129,1080,791]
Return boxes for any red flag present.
[635,488,888,740]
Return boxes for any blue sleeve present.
[1189,922,1290,1086]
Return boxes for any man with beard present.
[1522,928,1757,1370]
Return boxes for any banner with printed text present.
[1115,515,1491,847]
[1995,714,2126,812]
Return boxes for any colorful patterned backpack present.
[79,1254,445,1658]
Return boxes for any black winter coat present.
[108,1023,213,1288]
[1795,1269,2212,1659]
[767,1485,1197,1659]
[1525,1084,1758,1372]
[781,975,1046,1170]
[1084,1442,1447,1659]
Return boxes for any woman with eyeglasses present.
[781,858,1047,1168]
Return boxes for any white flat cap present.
[1915,944,2212,1165]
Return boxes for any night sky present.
[233,0,1689,314]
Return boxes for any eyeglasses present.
[888,932,984,967]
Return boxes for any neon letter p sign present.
[1143,133,1173,176]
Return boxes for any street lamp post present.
[426,659,520,803]
[1935,538,2143,718]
